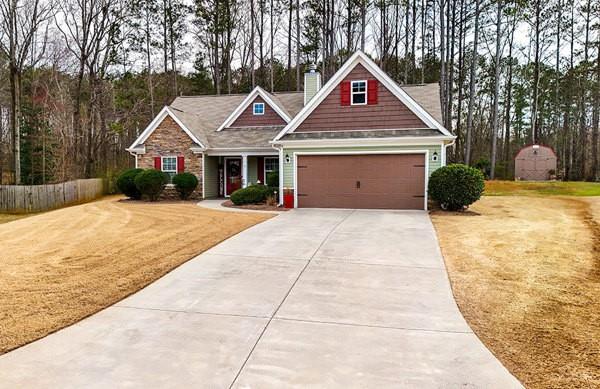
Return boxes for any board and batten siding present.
[281,145,443,188]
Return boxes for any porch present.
[203,153,280,198]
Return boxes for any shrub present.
[172,172,199,200]
[134,169,168,201]
[473,157,491,179]
[266,171,279,188]
[230,185,271,205]
[428,164,484,211]
[116,168,144,199]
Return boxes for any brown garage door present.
[296,154,426,209]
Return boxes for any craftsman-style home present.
[127,51,455,209]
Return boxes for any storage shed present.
[514,144,557,181]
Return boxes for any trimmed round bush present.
[230,185,271,205]
[172,172,199,200]
[116,168,144,199]
[428,164,484,211]
[134,169,168,201]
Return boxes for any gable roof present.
[273,51,454,142]
[217,86,292,131]
[127,54,451,152]
[127,106,206,150]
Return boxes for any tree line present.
[0,0,598,184]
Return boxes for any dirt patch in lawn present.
[431,196,600,388]
[0,196,272,354]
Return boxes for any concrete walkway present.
[0,209,522,388]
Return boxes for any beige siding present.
[247,157,258,185]
[204,155,220,198]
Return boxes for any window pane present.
[162,157,177,172]
[253,103,264,114]
[265,158,279,172]
[352,93,366,104]
[352,81,365,92]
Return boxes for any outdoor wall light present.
[285,154,291,163]
[432,152,439,162]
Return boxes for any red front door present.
[225,158,242,196]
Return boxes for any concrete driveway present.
[0,209,522,388]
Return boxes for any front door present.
[225,158,242,196]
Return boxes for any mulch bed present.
[221,200,289,212]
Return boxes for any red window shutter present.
[367,80,378,105]
[177,156,185,173]
[154,157,161,170]
[340,81,351,106]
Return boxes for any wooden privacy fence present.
[0,179,105,213]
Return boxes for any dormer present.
[217,87,291,131]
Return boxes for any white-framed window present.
[253,102,265,115]
[161,156,177,182]
[264,157,279,185]
[351,80,367,105]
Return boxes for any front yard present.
[0,197,271,354]
[431,187,600,388]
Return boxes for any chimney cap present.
[308,63,317,73]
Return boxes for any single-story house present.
[127,51,456,210]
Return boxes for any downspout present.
[271,142,284,205]
[443,139,456,166]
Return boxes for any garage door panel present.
[297,154,426,210]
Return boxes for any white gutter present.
[270,135,455,148]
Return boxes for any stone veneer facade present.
[137,116,204,199]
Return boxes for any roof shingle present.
[163,85,443,149]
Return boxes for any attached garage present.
[295,153,427,210]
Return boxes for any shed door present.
[296,154,426,210]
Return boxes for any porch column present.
[242,154,248,188]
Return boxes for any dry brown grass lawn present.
[0,196,271,354]
[431,196,600,389]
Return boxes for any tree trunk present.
[531,0,541,144]
[9,66,21,184]
[360,0,366,51]
[269,0,274,92]
[464,0,480,165]
[503,19,515,172]
[490,0,503,179]
[168,0,178,96]
[145,6,155,117]
[251,0,256,88]
[295,0,300,91]
[592,32,600,180]
[287,0,293,90]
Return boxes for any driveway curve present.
[0,209,522,388]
